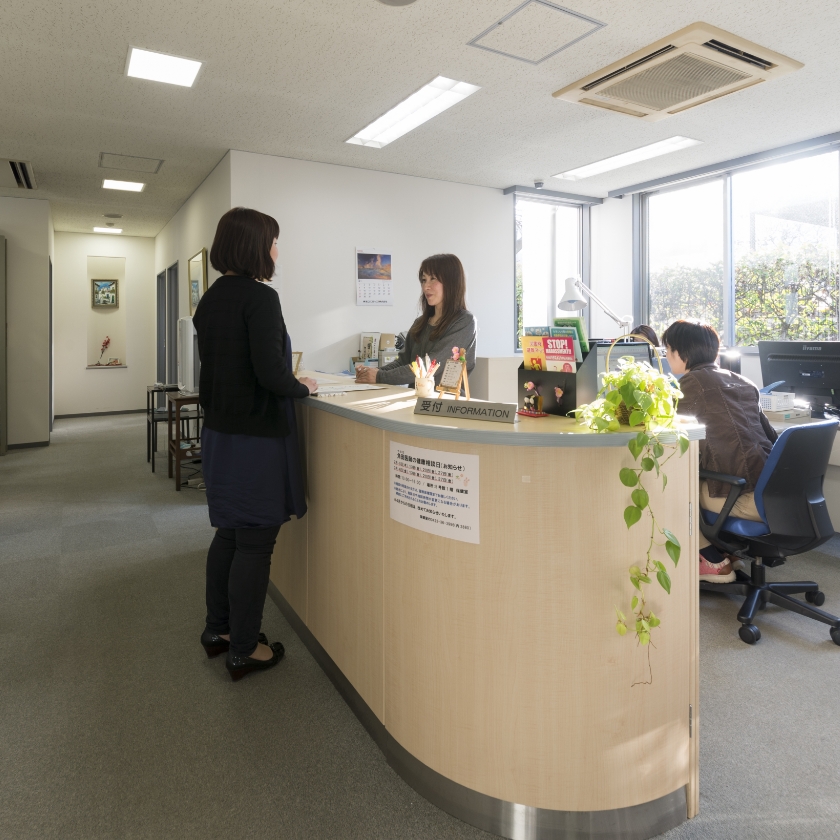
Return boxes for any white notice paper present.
[390,441,479,544]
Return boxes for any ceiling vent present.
[553,22,802,121]
[0,160,37,190]
[99,152,164,174]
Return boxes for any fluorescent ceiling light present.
[93,227,122,234]
[347,76,480,148]
[103,179,144,192]
[126,47,202,87]
[553,136,703,181]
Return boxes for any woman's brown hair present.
[408,254,467,342]
[209,207,279,280]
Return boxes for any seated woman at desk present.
[355,253,476,386]
[662,320,777,583]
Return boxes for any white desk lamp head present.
[557,276,633,333]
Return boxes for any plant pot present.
[615,401,631,425]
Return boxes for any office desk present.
[270,376,705,840]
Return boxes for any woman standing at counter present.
[355,254,476,387]
[194,207,317,682]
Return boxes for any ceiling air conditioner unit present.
[553,22,802,122]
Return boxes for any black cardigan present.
[193,275,309,438]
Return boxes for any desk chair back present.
[752,419,838,554]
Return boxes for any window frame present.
[513,194,589,352]
[637,143,840,348]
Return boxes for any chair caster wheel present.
[739,624,761,644]
[806,591,826,606]
[830,627,840,646]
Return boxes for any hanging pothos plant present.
[573,353,689,680]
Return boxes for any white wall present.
[0,196,52,445]
[589,197,634,340]
[54,232,155,415]
[229,150,513,372]
[156,152,231,317]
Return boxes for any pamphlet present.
[359,332,380,360]
[524,326,551,336]
[520,336,546,370]
[543,336,576,372]
[549,326,582,362]
[553,316,590,353]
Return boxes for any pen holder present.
[415,376,435,398]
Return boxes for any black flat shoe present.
[200,629,267,659]
[226,642,285,682]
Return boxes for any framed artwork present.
[92,279,118,307]
[188,247,208,315]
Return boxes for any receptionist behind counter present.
[355,253,476,386]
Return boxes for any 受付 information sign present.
[389,441,479,544]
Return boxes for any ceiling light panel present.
[126,47,202,87]
[469,0,604,65]
[93,227,123,234]
[553,136,702,180]
[103,179,145,192]
[347,76,480,149]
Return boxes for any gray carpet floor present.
[1,414,839,840]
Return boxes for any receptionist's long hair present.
[409,254,467,342]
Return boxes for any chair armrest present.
[698,471,748,545]
[699,469,747,486]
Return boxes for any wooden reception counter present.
[268,378,704,840]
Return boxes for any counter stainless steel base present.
[270,377,704,839]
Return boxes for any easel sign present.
[436,350,470,400]
[292,351,302,375]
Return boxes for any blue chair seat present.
[701,509,770,538]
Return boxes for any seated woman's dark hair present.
[409,254,467,342]
[631,324,659,346]
[210,207,280,280]
[661,320,719,369]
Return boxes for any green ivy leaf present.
[666,540,681,565]
[608,419,620,431]
[637,393,654,412]
[631,487,649,510]
[619,383,636,406]
[653,560,666,572]
[630,576,641,590]
[628,565,642,576]
[636,431,649,447]
[631,595,638,610]
[638,574,651,584]
[628,438,644,460]
[649,613,661,628]
[614,606,626,621]
[641,457,655,471]
[662,529,680,548]
[605,389,622,405]
[652,441,664,458]
[679,435,690,455]
[629,410,645,427]
[656,569,672,594]
[592,416,609,430]
[639,630,651,646]
[662,473,668,490]
[619,468,638,487]
[624,505,642,528]
[616,622,628,636]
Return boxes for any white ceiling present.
[1,0,838,237]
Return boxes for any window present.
[644,149,840,346]
[647,179,724,340]
[514,197,582,348]
[732,154,839,343]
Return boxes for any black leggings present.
[205,526,281,656]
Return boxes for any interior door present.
[166,262,178,385]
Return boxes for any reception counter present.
[268,378,704,840]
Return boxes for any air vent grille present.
[553,22,802,122]
[581,45,676,91]
[0,160,37,190]
[702,39,775,70]
[600,52,750,111]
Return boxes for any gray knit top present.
[376,310,476,386]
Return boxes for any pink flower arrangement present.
[97,335,111,365]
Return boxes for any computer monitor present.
[758,341,840,409]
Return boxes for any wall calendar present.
[356,248,393,306]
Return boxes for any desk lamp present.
[557,276,632,334]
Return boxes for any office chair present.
[699,418,840,646]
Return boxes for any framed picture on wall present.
[91,279,118,307]
[188,247,208,315]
